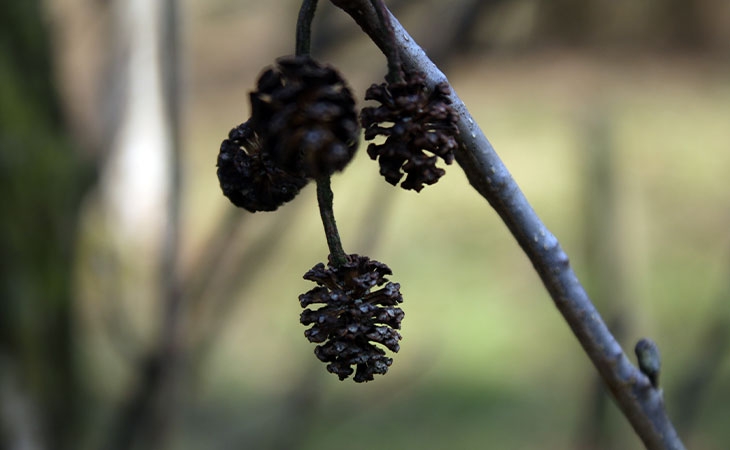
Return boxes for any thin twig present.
[297,0,349,267]
[329,1,685,448]
[316,177,348,266]
[371,0,402,83]
[310,0,410,53]
[296,0,319,56]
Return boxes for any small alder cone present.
[299,254,404,382]
[217,121,308,212]
[250,55,360,179]
[361,71,459,192]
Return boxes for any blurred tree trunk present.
[103,0,184,448]
[574,106,627,449]
[0,1,95,449]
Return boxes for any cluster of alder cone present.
[217,25,460,381]
[214,3,688,449]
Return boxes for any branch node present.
[635,338,661,388]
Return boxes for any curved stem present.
[316,177,348,267]
[329,1,686,449]
[371,0,403,83]
[296,0,348,268]
[296,0,319,56]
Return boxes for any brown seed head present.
[299,254,404,382]
[250,55,360,179]
[361,71,459,192]
[217,121,308,212]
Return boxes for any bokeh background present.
[2,0,730,449]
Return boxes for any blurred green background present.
[2,0,730,449]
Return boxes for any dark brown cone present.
[360,71,459,192]
[217,121,308,212]
[299,254,404,382]
[250,55,360,179]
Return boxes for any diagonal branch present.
[329,1,685,449]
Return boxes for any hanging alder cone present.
[361,70,459,192]
[299,254,404,382]
[249,55,360,179]
[217,121,308,212]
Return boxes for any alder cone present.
[250,55,360,179]
[217,121,307,212]
[299,254,404,382]
[361,71,459,192]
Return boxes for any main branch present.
[330,1,685,449]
